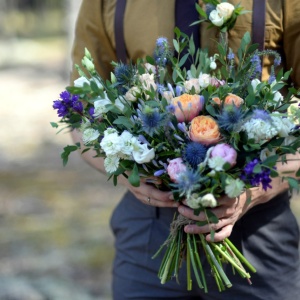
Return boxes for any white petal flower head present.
[260,148,276,161]
[208,156,226,171]
[187,193,202,209]
[139,73,157,92]
[200,193,218,208]
[241,118,278,143]
[115,97,126,112]
[82,128,100,145]
[184,78,200,94]
[225,178,244,198]
[271,115,294,137]
[80,118,92,132]
[251,78,261,92]
[273,91,283,103]
[283,136,297,146]
[209,10,224,27]
[104,155,120,173]
[119,131,135,156]
[104,128,118,136]
[216,2,235,21]
[132,143,155,164]
[93,93,112,118]
[125,86,141,102]
[198,73,211,88]
[74,76,90,87]
[100,132,122,156]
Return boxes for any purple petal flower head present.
[274,56,281,67]
[53,90,82,118]
[175,85,183,96]
[252,109,270,121]
[241,159,273,191]
[166,104,176,114]
[227,50,235,60]
[250,54,262,78]
[153,37,169,67]
[154,169,165,177]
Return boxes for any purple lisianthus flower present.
[53,90,82,118]
[241,159,273,191]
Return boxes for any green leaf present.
[286,177,300,191]
[113,116,134,129]
[173,39,179,53]
[61,144,80,166]
[206,210,219,224]
[296,168,300,177]
[128,163,140,187]
[262,155,279,167]
[50,122,58,128]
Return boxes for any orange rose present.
[189,115,220,145]
[224,93,244,107]
[212,94,244,107]
[171,94,204,122]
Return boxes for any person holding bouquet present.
[69,0,300,299]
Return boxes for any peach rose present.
[224,93,244,107]
[171,94,204,123]
[189,115,220,145]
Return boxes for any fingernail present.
[178,207,184,214]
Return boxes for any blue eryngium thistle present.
[138,105,166,136]
[114,63,135,86]
[53,90,82,118]
[217,105,245,132]
[172,168,201,197]
[183,142,207,169]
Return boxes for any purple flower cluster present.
[250,54,262,78]
[242,159,273,191]
[53,90,82,118]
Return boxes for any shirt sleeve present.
[70,0,117,84]
[283,0,300,89]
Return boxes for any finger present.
[143,196,179,208]
[178,205,206,221]
[206,224,233,242]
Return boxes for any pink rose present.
[211,143,237,167]
[167,158,187,182]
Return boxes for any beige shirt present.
[71,0,300,88]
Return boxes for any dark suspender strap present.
[252,0,266,51]
[114,0,127,63]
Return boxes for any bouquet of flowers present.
[52,0,300,293]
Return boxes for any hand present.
[121,176,179,208]
[178,177,289,242]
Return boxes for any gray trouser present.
[110,191,300,300]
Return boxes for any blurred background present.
[0,1,299,300]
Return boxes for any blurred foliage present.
[0,0,68,38]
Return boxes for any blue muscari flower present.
[173,168,201,196]
[217,105,244,132]
[166,104,176,113]
[250,54,262,78]
[183,142,207,169]
[252,109,270,121]
[241,159,273,191]
[138,106,166,136]
[53,90,82,118]
[227,51,235,60]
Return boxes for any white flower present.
[273,91,283,103]
[200,193,218,208]
[100,132,122,155]
[184,78,200,93]
[208,156,226,171]
[271,115,294,137]
[125,86,141,102]
[104,155,120,173]
[82,128,100,145]
[241,118,278,143]
[198,73,211,88]
[82,56,95,72]
[104,128,118,136]
[80,118,92,132]
[251,79,261,93]
[139,73,157,92]
[93,93,112,117]
[119,131,135,156]
[187,193,202,209]
[283,136,297,146]
[216,2,235,21]
[132,144,155,164]
[260,148,276,161]
[209,10,224,27]
[74,76,90,87]
[144,63,156,74]
[225,178,244,198]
